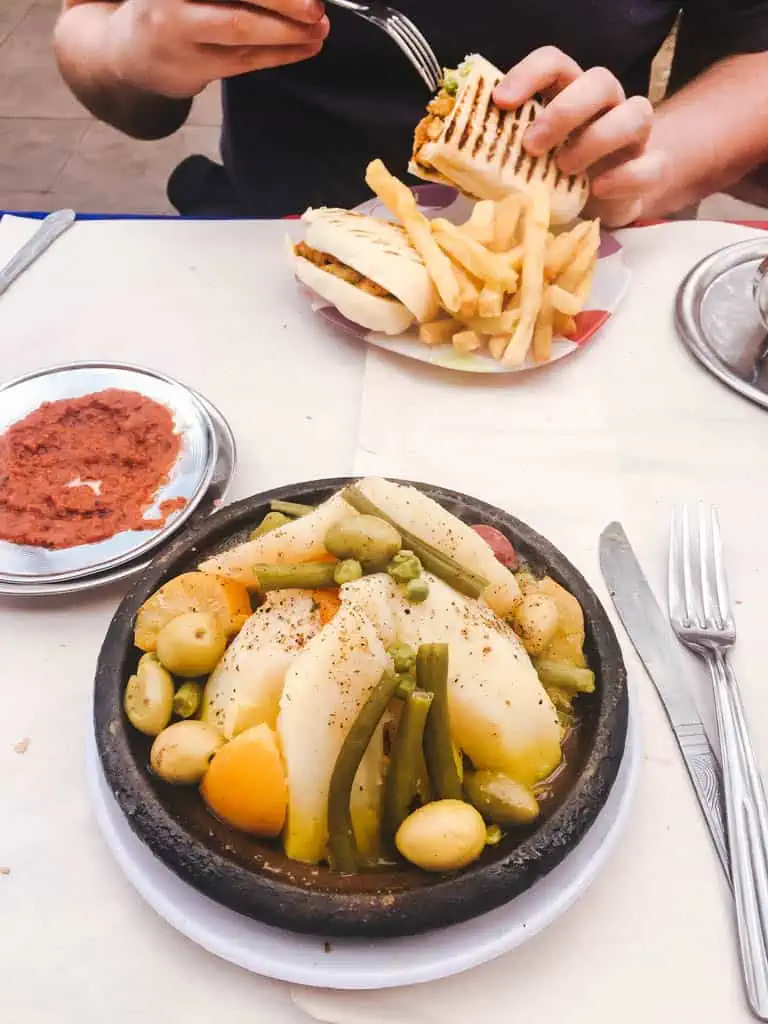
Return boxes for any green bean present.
[533,659,595,694]
[269,500,316,517]
[418,644,464,801]
[250,562,338,591]
[327,670,402,873]
[250,511,291,540]
[343,486,488,600]
[383,689,434,838]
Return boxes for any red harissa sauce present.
[0,388,186,550]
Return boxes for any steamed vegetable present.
[334,559,363,585]
[150,720,224,784]
[327,670,402,872]
[249,562,338,591]
[464,770,540,825]
[200,723,287,836]
[124,653,174,736]
[346,478,521,614]
[201,590,323,738]
[513,593,559,655]
[325,515,402,570]
[342,573,562,786]
[270,500,316,518]
[198,492,357,583]
[345,485,488,600]
[533,659,595,694]
[173,681,203,719]
[419,644,464,801]
[251,511,291,540]
[277,604,391,864]
[134,572,251,652]
[383,687,433,838]
[156,612,227,677]
[395,800,486,872]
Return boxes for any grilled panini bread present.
[291,208,439,335]
[411,54,589,225]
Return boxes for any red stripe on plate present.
[567,309,610,345]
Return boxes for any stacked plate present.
[0,362,236,597]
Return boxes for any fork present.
[325,0,441,91]
[669,503,768,1020]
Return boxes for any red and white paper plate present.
[298,184,631,374]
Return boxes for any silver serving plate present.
[675,238,768,410]
[0,362,217,583]
[0,389,236,598]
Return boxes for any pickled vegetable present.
[325,514,402,570]
[150,720,224,784]
[124,653,174,736]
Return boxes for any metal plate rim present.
[675,237,768,412]
[0,361,218,583]
[0,389,236,598]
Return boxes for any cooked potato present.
[514,593,559,655]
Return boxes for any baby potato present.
[150,720,224,785]
[156,611,226,678]
[514,593,559,655]
[124,653,174,736]
[395,799,486,872]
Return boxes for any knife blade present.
[0,209,75,298]
[599,521,731,884]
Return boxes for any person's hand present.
[493,47,666,226]
[105,0,330,99]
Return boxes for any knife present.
[599,521,731,884]
[0,209,76,298]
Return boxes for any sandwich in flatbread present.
[411,54,589,225]
[291,208,439,335]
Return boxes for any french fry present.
[418,320,461,346]
[432,219,518,290]
[574,257,597,303]
[544,221,592,280]
[478,284,504,318]
[462,201,496,245]
[449,260,481,320]
[491,194,524,251]
[532,297,554,363]
[365,160,461,313]
[548,283,582,317]
[555,219,601,292]
[502,185,550,366]
[553,312,576,337]
[488,336,510,360]
[452,330,483,355]
[464,310,521,335]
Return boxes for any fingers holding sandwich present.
[493,46,656,225]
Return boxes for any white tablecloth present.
[1,213,767,1024]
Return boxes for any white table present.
[1,214,768,1024]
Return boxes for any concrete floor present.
[0,1,221,214]
[0,6,764,220]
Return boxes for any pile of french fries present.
[365,159,601,367]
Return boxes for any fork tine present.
[698,501,717,628]
[389,14,440,82]
[386,14,440,88]
[710,506,734,628]
[668,506,685,625]
[382,19,436,90]
[681,504,700,627]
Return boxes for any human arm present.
[493,0,768,227]
[53,0,329,141]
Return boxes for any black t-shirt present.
[182,0,768,216]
